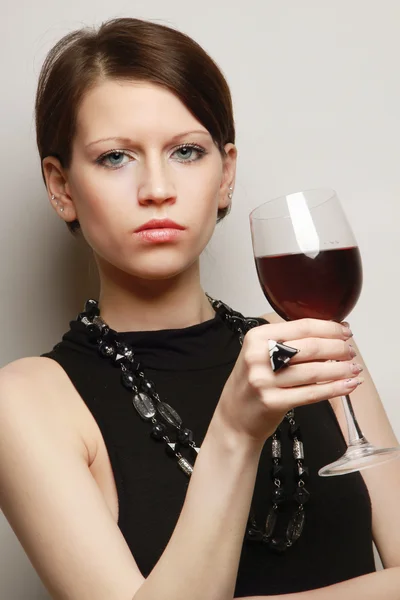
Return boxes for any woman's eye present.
[97,151,132,169]
[96,145,206,169]
[172,145,205,162]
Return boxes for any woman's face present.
[59,79,236,281]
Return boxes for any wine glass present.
[249,188,400,476]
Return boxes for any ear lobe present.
[218,193,231,211]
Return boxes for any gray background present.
[1,1,398,596]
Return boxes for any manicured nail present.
[342,323,353,338]
[344,376,364,389]
[349,344,357,358]
[351,363,363,374]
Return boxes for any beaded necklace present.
[77,296,310,553]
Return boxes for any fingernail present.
[351,363,363,374]
[342,324,353,338]
[349,344,357,358]
[344,376,364,389]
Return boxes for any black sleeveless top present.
[41,310,376,596]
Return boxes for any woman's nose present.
[137,159,177,206]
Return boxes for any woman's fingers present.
[274,359,363,388]
[269,374,363,411]
[243,335,355,371]
[244,319,354,366]
[283,337,356,363]
[258,318,352,344]
[220,318,361,442]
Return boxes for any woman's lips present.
[134,218,185,232]
[135,228,184,242]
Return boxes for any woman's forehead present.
[75,79,209,147]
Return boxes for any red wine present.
[255,247,362,321]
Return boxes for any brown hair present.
[35,17,235,235]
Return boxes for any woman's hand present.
[216,318,363,443]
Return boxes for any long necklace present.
[77,297,310,553]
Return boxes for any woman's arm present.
[0,318,356,600]
[0,357,262,600]
[242,566,400,599]
[241,346,400,600]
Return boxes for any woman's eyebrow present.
[85,130,210,149]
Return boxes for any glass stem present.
[341,394,369,446]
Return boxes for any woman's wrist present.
[208,404,265,460]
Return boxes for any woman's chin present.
[124,258,197,282]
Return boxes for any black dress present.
[41,309,376,597]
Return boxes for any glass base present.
[319,443,400,477]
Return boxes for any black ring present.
[268,340,300,372]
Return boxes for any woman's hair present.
[35,17,235,235]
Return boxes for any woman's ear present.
[42,156,78,223]
[218,143,237,211]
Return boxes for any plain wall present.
[1,0,398,596]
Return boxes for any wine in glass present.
[249,188,400,476]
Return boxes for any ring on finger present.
[268,340,300,372]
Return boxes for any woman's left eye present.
[96,151,132,169]
[172,144,206,163]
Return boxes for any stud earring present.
[51,194,64,212]
[228,186,234,200]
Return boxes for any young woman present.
[1,17,399,600]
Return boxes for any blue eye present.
[96,151,131,169]
[96,144,206,170]
[172,144,206,163]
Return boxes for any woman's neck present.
[96,262,215,332]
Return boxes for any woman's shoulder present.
[0,356,73,395]
[0,356,97,464]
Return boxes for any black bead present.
[111,353,128,368]
[270,464,285,483]
[141,379,156,395]
[115,350,140,371]
[294,486,311,505]
[217,304,228,317]
[121,371,137,390]
[165,441,180,457]
[84,298,98,310]
[268,538,288,553]
[150,422,167,441]
[289,422,302,441]
[99,342,116,359]
[272,487,286,505]
[84,299,100,318]
[177,428,194,446]
[98,324,109,337]
[103,330,118,344]
[295,465,309,483]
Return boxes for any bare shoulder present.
[0,356,143,598]
[0,355,67,383]
[0,356,96,464]
[0,353,73,382]
[0,356,70,407]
